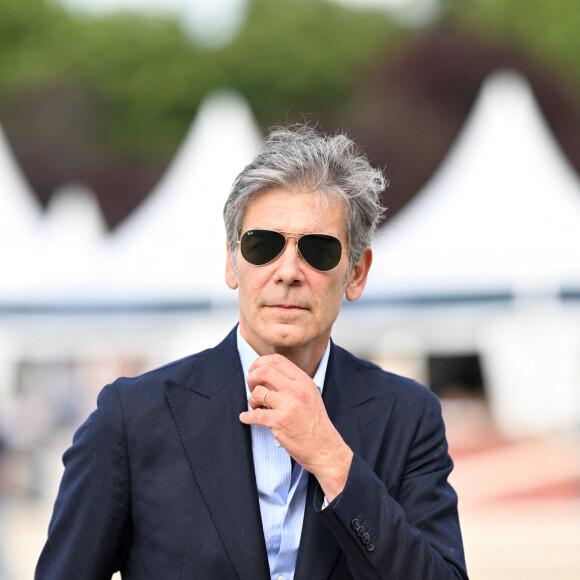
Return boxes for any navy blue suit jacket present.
[36,327,468,579]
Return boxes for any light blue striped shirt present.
[237,328,330,580]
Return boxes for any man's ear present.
[225,243,238,290]
[345,247,372,302]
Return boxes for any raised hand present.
[239,353,353,502]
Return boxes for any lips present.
[270,304,306,310]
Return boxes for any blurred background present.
[1,0,580,578]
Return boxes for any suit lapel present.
[324,344,396,467]
[294,474,340,579]
[164,329,270,580]
[295,343,396,579]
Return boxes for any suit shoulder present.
[111,349,208,392]
[107,328,239,400]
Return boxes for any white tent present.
[33,183,108,303]
[101,89,263,305]
[0,123,44,302]
[352,70,580,436]
[364,69,580,301]
[0,122,42,239]
[0,89,262,308]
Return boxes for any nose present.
[273,237,304,285]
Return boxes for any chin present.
[265,325,308,348]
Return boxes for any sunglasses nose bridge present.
[279,233,301,261]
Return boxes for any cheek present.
[318,281,346,317]
[236,270,263,309]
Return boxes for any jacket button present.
[366,539,375,552]
[362,532,370,545]
[356,525,365,538]
[351,518,359,531]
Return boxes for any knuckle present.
[255,365,271,381]
[270,353,285,366]
[293,382,310,402]
[295,391,308,406]
[276,412,290,431]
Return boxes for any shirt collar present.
[236,326,330,400]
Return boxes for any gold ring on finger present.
[262,388,270,408]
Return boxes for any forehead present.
[243,188,348,235]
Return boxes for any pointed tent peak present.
[186,87,263,160]
[390,68,580,222]
[30,183,109,304]
[103,89,262,304]
[0,120,43,236]
[366,68,580,299]
[456,67,580,182]
[0,121,44,301]
[112,88,262,244]
[43,182,107,248]
[150,87,263,203]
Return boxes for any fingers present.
[247,354,311,396]
[239,408,270,426]
[262,387,271,408]
[247,385,276,410]
[249,353,302,379]
[246,364,287,395]
[242,354,322,447]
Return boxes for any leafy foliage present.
[0,0,397,155]
[217,0,401,124]
[2,0,579,154]
[440,0,580,96]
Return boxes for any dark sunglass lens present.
[298,234,343,271]
[240,230,286,265]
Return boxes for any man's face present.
[225,187,371,358]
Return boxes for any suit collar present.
[164,327,270,580]
[177,328,242,399]
[325,343,397,467]
[326,341,376,408]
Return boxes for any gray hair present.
[223,124,387,270]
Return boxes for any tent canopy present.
[364,70,580,302]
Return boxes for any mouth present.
[268,303,307,312]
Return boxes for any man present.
[36,125,468,579]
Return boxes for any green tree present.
[216,0,401,125]
[440,0,580,96]
[0,0,399,156]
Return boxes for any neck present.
[238,324,329,378]
[271,343,327,378]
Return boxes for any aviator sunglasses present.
[238,229,347,272]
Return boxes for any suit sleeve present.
[35,384,132,580]
[317,390,468,579]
